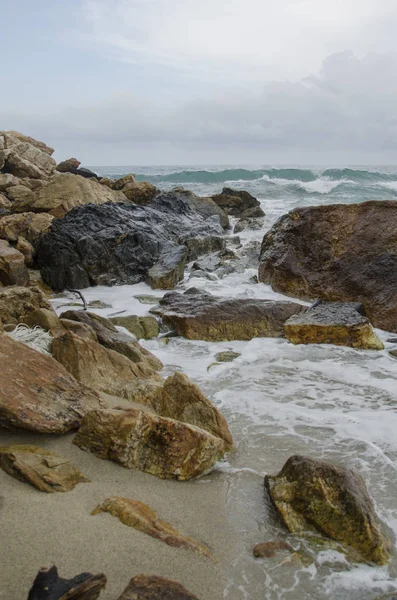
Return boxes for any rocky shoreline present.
[1,131,396,599]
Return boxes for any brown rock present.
[5,184,34,203]
[117,575,199,600]
[12,173,127,217]
[92,497,213,559]
[21,307,62,331]
[253,541,293,558]
[212,187,263,217]
[59,318,98,341]
[56,157,81,172]
[0,193,11,211]
[0,285,52,325]
[74,406,225,480]
[284,302,384,350]
[265,455,390,565]
[109,315,160,340]
[16,236,34,267]
[0,173,19,192]
[27,566,106,600]
[0,212,54,244]
[99,177,115,188]
[51,332,162,399]
[122,181,157,205]
[111,173,136,190]
[152,289,305,341]
[146,245,188,290]
[0,239,29,286]
[259,201,397,332]
[2,132,56,179]
[0,333,102,432]
[0,445,89,492]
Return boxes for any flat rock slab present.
[117,575,199,600]
[258,201,397,332]
[284,302,384,350]
[265,455,390,565]
[0,445,89,492]
[0,333,102,433]
[152,289,304,341]
[74,406,225,480]
[27,566,106,600]
[92,497,213,560]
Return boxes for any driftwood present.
[66,287,88,310]
[27,566,106,600]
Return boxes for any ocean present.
[62,165,397,599]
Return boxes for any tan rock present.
[99,177,114,188]
[4,131,54,155]
[5,184,34,203]
[59,318,98,341]
[0,193,11,211]
[0,285,52,325]
[0,444,89,492]
[0,212,53,244]
[117,575,199,600]
[0,333,103,432]
[284,302,384,350]
[51,332,162,399]
[16,236,34,267]
[12,173,127,217]
[74,406,225,480]
[0,173,19,192]
[111,173,136,190]
[110,315,160,339]
[21,307,61,331]
[121,181,157,204]
[3,132,56,179]
[265,455,391,565]
[0,239,29,286]
[92,497,213,559]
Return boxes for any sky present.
[1,0,397,165]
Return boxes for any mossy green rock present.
[110,315,160,339]
[265,455,390,565]
[215,351,241,362]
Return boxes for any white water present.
[52,195,397,600]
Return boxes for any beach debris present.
[265,455,391,565]
[0,445,89,493]
[27,565,106,600]
[116,574,199,600]
[92,497,214,561]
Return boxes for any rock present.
[116,575,199,600]
[51,332,161,398]
[284,302,384,350]
[0,212,54,244]
[59,318,98,341]
[2,132,56,179]
[152,289,305,341]
[5,184,34,203]
[58,310,163,371]
[389,349,397,359]
[0,333,102,432]
[184,235,226,261]
[0,285,52,326]
[215,351,241,362]
[37,193,225,291]
[0,239,29,286]
[171,188,229,229]
[146,245,188,289]
[0,134,4,170]
[135,294,163,305]
[0,445,89,492]
[12,173,127,218]
[149,371,233,450]
[56,157,81,173]
[21,307,62,331]
[211,187,263,217]
[265,455,390,565]
[4,130,54,155]
[74,406,225,480]
[92,497,213,559]
[110,315,160,339]
[259,201,397,333]
[27,566,106,600]
[0,173,19,192]
[234,217,265,234]
[111,173,136,190]
[0,193,11,212]
[122,181,158,204]
[253,541,293,558]
[16,236,35,267]
[73,167,100,180]
[192,253,222,273]
[240,206,266,218]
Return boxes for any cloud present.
[2,51,397,163]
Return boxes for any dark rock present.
[265,455,391,565]
[212,187,262,217]
[27,566,106,600]
[70,167,100,179]
[36,192,225,291]
[258,201,397,332]
[240,205,266,218]
[116,575,199,600]
[151,289,305,341]
[234,217,265,234]
[170,187,229,229]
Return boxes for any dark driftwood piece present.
[66,287,88,310]
[27,566,106,600]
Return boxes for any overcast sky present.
[1,0,397,165]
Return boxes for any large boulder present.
[265,455,390,565]
[3,131,54,155]
[11,172,127,217]
[117,575,199,600]
[0,445,89,492]
[74,407,225,480]
[259,201,397,332]
[0,212,53,244]
[1,131,56,179]
[36,193,226,291]
[0,239,29,286]
[0,285,52,326]
[284,302,384,350]
[152,289,305,341]
[211,187,264,217]
[0,334,102,432]
[171,188,229,229]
